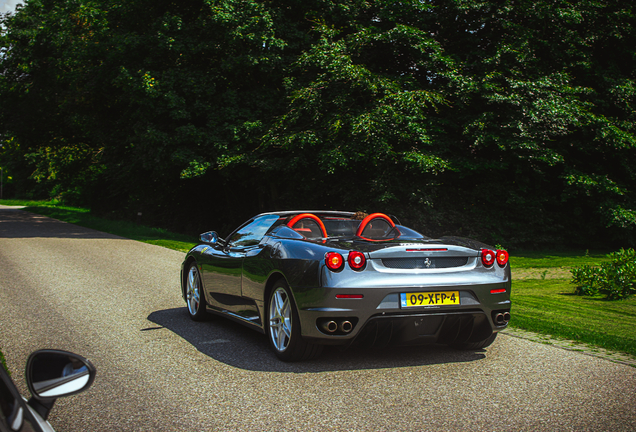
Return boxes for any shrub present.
[571,248,636,300]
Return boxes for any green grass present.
[510,279,636,357]
[511,250,611,269]
[1,199,197,252]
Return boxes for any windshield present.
[228,214,282,247]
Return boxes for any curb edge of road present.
[501,327,636,368]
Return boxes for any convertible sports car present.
[180,211,511,361]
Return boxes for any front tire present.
[186,263,208,321]
[266,280,322,361]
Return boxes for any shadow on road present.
[0,209,120,239]
[148,307,488,373]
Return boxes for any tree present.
[1,0,634,246]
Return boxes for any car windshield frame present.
[227,214,283,247]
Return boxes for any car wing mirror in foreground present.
[25,350,96,421]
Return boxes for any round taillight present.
[496,249,509,267]
[348,251,366,270]
[325,252,344,271]
[481,249,495,267]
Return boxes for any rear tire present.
[451,332,498,350]
[266,280,323,362]
[186,263,208,321]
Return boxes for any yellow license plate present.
[400,291,460,308]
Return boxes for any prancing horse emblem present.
[424,258,432,268]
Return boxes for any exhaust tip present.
[340,320,353,333]
[320,320,338,333]
[495,313,505,325]
[503,312,511,324]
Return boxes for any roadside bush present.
[571,249,636,300]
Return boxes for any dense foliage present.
[1,0,635,246]
[572,248,636,300]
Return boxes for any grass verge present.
[511,250,611,269]
[510,278,636,357]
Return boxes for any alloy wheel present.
[269,287,292,352]
[186,265,201,316]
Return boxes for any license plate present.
[400,291,460,308]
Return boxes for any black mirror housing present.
[26,350,96,402]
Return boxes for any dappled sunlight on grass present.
[511,279,636,356]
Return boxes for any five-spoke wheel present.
[186,263,207,321]
[268,286,292,353]
[266,280,322,361]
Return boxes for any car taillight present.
[348,251,366,270]
[325,252,344,271]
[481,249,495,267]
[496,249,509,267]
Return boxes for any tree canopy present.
[1,0,635,247]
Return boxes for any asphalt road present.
[1,207,635,431]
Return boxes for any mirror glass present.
[28,352,94,399]
[200,231,218,244]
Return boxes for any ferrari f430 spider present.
[181,211,511,361]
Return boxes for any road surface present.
[0,207,634,431]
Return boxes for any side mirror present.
[26,350,96,420]
[200,231,218,244]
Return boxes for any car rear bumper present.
[296,283,511,346]
[356,311,493,347]
[304,310,500,347]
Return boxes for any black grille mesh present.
[381,257,468,269]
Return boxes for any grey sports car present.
[180,211,511,361]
